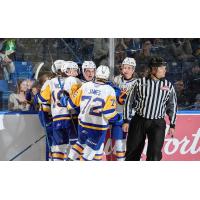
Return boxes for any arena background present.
[0,38,199,161]
[1,1,200,200]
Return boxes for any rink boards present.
[0,111,200,161]
[0,111,45,161]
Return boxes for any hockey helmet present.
[82,61,96,74]
[122,57,136,68]
[61,61,79,73]
[96,65,110,80]
[51,60,65,73]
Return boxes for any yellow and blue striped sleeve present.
[70,83,82,97]
[103,94,118,120]
[67,87,83,110]
[68,78,82,97]
[38,84,51,103]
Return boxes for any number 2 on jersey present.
[81,95,105,116]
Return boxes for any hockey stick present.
[34,62,44,80]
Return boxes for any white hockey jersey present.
[114,76,137,113]
[67,81,118,131]
[39,76,82,121]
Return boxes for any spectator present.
[121,38,141,57]
[80,39,94,60]
[174,80,190,110]
[187,63,200,104]
[169,39,194,61]
[152,38,164,47]
[26,81,40,111]
[0,39,15,80]
[135,40,152,65]
[191,94,200,110]
[8,79,30,111]
[114,41,126,75]
[191,39,200,58]
[93,39,109,66]
[136,64,149,78]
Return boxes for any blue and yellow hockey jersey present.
[38,76,81,121]
[68,81,119,131]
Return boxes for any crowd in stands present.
[0,38,199,111]
[114,38,200,110]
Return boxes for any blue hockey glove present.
[60,95,69,107]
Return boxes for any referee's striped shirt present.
[123,77,177,128]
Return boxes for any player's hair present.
[95,77,107,83]
[148,57,167,69]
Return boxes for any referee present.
[123,56,177,161]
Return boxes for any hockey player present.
[38,60,81,161]
[67,65,122,161]
[111,57,137,160]
[80,61,105,160]
[60,61,82,145]
[38,60,64,160]
[80,61,96,83]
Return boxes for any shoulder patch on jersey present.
[160,86,170,91]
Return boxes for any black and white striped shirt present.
[123,77,177,128]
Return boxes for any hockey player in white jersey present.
[59,61,82,145]
[67,65,122,161]
[37,60,64,160]
[80,61,105,160]
[111,57,137,160]
[80,61,96,83]
[78,61,105,160]
[38,60,81,161]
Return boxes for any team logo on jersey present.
[160,86,170,91]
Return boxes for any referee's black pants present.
[125,115,166,161]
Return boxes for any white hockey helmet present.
[61,61,79,73]
[122,57,136,68]
[96,65,110,80]
[82,61,96,74]
[51,60,65,73]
